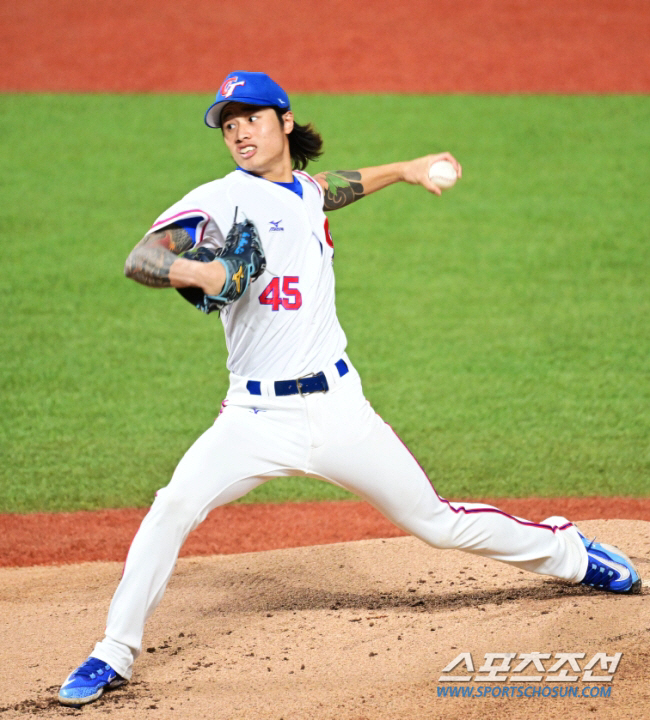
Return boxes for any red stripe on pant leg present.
[384,421,574,534]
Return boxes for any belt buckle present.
[297,372,328,396]
[296,373,315,396]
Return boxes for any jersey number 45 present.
[258,276,302,311]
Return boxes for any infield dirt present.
[1,520,648,719]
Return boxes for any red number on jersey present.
[324,217,334,249]
[258,276,302,311]
[258,277,282,311]
[281,276,302,309]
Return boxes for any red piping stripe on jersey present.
[387,422,574,534]
[150,209,210,245]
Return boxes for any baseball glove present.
[176,219,266,314]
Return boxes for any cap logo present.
[220,77,246,98]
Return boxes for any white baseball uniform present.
[91,168,588,679]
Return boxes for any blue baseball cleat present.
[579,533,642,594]
[58,656,125,706]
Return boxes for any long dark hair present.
[274,108,323,171]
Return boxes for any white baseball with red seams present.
[90,166,588,680]
[428,159,458,189]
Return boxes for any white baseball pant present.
[92,356,588,678]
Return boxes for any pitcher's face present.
[221,103,294,181]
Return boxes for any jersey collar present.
[236,167,303,199]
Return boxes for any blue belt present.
[246,359,349,397]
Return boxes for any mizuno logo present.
[232,265,245,293]
[269,220,284,232]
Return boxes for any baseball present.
[428,159,458,190]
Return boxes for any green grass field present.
[1,94,649,513]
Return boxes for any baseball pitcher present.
[58,71,641,707]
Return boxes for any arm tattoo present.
[322,171,365,211]
[124,225,194,287]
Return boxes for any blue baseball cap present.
[205,71,291,128]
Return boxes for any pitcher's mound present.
[1,520,648,719]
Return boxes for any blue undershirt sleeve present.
[172,216,203,245]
